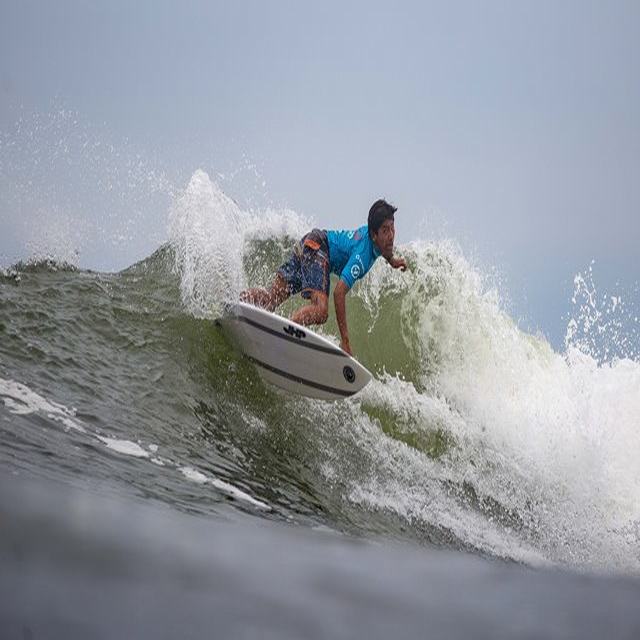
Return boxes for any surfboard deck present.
[219,302,372,401]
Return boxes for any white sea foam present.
[0,377,86,433]
[97,436,150,458]
[180,465,270,510]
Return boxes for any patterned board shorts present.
[277,228,330,299]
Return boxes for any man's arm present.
[333,279,352,355]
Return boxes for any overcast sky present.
[1,0,638,346]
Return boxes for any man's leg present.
[240,274,290,312]
[291,290,329,326]
[291,233,330,326]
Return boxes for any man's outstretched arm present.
[333,279,352,355]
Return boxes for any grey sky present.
[1,0,638,347]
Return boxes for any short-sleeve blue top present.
[325,225,382,289]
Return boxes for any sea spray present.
[565,262,640,362]
[0,107,172,270]
[168,170,245,317]
[168,169,308,317]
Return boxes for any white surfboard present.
[219,302,372,401]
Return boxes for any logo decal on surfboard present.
[283,325,306,339]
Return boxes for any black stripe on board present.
[237,315,346,356]
[246,356,355,398]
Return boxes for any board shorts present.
[277,228,330,299]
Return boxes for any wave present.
[2,256,80,275]
[164,170,640,571]
[2,168,638,573]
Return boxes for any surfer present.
[240,199,407,355]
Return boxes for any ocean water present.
[1,169,640,637]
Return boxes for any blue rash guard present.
[326,225,382,289]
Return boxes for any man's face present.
[373,218,395,258]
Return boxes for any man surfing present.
[241,199,407,356]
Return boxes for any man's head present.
[368,199,397,259]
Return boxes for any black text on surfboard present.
[283,325,306,340]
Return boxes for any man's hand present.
[388,256,407,271]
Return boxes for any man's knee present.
[314,296,329,323]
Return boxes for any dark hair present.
[368,199,397,236]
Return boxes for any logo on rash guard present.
[350,254,365,281]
